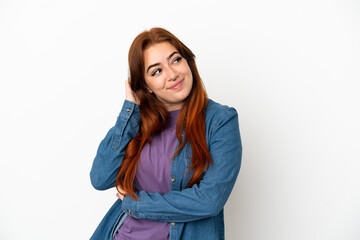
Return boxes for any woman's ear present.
[147,86,153,93]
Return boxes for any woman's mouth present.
[169,79,184,90]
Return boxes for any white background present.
[1,0,359,239]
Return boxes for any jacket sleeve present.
[90,100,141,191]
[121,107,242,222]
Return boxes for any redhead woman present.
[90,27,242,240]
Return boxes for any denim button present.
[126,108,130,112]
[171,222,175,226]
[171,178,175,182]
[128,209,131,214]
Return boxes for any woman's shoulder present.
[205,99,238,130]
[205,98,237,115]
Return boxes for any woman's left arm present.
[120,107,242,222]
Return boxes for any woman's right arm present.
[90,100,141,190]
[90,80,141,190]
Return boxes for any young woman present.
[90,27,242,240]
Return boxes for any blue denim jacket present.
[90,99,242,240]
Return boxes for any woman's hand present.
[116,187,126,201]
[125,78,139,104]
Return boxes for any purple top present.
[114,110,180,240]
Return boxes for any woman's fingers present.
[116,192,124,200]
[125,78,139,104]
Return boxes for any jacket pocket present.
[110,211,127,240]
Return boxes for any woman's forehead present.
[143,42,178,65]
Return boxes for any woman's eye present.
[173,57,182,63]
[152,69,161,76]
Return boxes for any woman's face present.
[143,42,193,111]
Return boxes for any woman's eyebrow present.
[146,51,179,73]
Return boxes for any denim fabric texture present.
[90,99,242,240]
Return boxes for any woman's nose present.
[165,67,178,81]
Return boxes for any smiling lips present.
[169,79,184,90]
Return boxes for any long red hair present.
[116,28,212,200]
